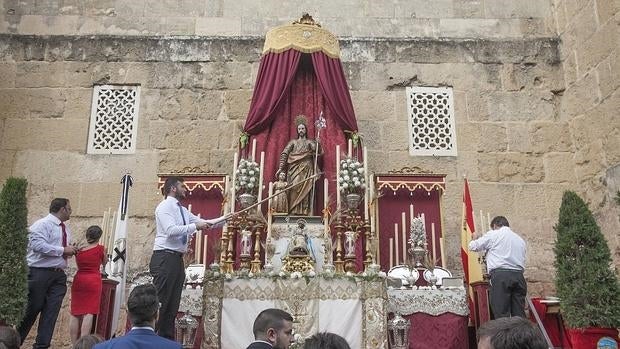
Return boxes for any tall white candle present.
[195,231,201,264]
[267,182,273,239]
[347,139,352,157]
[431,223,437,265]
[231,152,238,213]
[401,212,407,262]
[480,210,485,232]
[336,145,341,209]
[251,139,257,162]
[409,204,414,221]
[440,237,446,268]
[187,204,192,213]
[389,238,394,269]
[394,223,399,265]
[487,212,491,229]
[369,175,375,232]
[363,146,369,220]
[203,238,208,265]
[258,151,265,210]
[323,178,328,210]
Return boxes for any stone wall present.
[1,0,554,38]
[552,0,620,273]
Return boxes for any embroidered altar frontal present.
[202,277,388,348]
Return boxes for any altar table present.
[200,277,388,349]
[388,287,469,349]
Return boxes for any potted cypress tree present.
[554,191,620,347]
[0,177,29,326]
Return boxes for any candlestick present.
[487,212,491,229]
[401,212,406,263]
[231,152,238,213]
[251,139,256,162]
[409,204,414,221]
[347,139,352,157]
[187,204,192,213]
[394,223,399,265]
[267,182,273,240]
[431,223,437,264]
[336,145,341,209]
[480,210,485,232]
[258,151,265,210]
[389,238,394,269]
[203,238,208,265]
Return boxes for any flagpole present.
[109,173,133,337]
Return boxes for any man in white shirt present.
[18,198,78,348]
[149,176,228,340]
[469,216,527,318]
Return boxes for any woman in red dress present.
[69,225,106,344]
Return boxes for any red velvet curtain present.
[377,187,444,271]
[242,50,359,215]
[181,187,225,265]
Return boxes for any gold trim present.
[157,174,227,194]
[262,14,340,58]
[387,166,440,175]
[376,181,446,193]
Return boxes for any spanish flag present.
[460,178,484,321]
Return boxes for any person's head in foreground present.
[477,317,548,349]
[252,308,294,349]
[303,332,351,349]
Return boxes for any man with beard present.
[277,115,322,216]
[246,308,294,349]
[149,176,228,340]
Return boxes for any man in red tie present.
[18,198,78,348]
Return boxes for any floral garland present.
[204,263,386,284]
[235,158,260,195]
[338,157,365,194]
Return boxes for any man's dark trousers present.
[150,250,185,340]
[489,268,527,318]
[18,267,67,348]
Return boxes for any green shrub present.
[553,191,620,328]
[0,177,29,326]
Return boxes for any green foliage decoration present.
[553,191,620,328]
[0,177,29,325]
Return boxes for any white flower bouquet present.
[338,157,365,194]
[235,158,260,195]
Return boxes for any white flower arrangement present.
[408,216,427,249]
[338,157,365,194]
[235,158,260,194]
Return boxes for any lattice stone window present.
[406,86,457,157]
[87,85,141,154]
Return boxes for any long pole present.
[309,112,324,214]
[232,173,324,218]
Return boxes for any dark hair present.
[127,284,159,327]
[85,225,103,244]
[0,326,20,349]
[162,176,184,197]
[490,216,510,228]
[49,198,70,213]
[303,332,351,349]
[477,317,547,349]
[253,308,293,339]
[72,334,103,349]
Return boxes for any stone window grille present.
[87,84,141,154]
[406,86,457,157]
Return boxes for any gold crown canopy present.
[262,14,340,58]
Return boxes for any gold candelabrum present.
[219,209,264,274]
[333,204,373,274]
